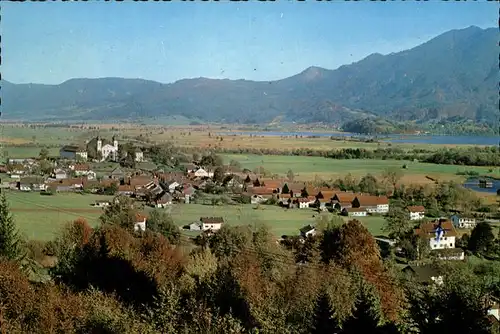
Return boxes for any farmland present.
[5,191,112,240]
[222,154,500,184]
[4,190,387,241]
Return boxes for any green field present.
[2,147,60,160]
[223,154,499,182]
[6,191,113,240]
[166,203,387,237]
[5,191,387,241]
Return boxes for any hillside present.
[1,26,497,125]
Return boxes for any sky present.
[1,1,497,85]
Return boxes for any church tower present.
[112,135,118,150]
[96,136,102,153]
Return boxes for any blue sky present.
[2,1,496,85]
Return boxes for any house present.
[86,136,119,162]
[94,200,110,207]
[414,220,464,260]
[53,169,68,180]
[314,198,331,211]
[488,298,500,321]
[194,168,213,178]
[134,149,144,162]
[165,181,180,193]
[251,194,268,204]
[200,217,224,231]
[185,222,202,231]
[352,195,389,214]
[182,163,197,173]
[19,177,47,192]
[110,167,126,180]
[59,145,88,160]
[342,207,368,217]
[296,197,316,209]
[248,187,276,198]
[134,213,147,232]
[299,224,316,238]
[71,164,96,179]
[316,190,335,201]
[408,206,426,221]
[402,265,443,285]
[450,214,477,229]
[117,185,134,196]
[156,193,173,208]
[332,192,357,210]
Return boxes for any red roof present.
[135,213,147,222]
[414,220,457,238]
[73,164,90,171]
[408,206,426,213]
[355,195,389,206]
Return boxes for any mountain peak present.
[299,66,328,81]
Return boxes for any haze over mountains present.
[2,26,498,125]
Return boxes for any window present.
[450,243,452,247]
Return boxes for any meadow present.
[223,154,500,184]
[5,190,387,241]
[5,191,112,240]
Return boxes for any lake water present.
[463,177,500,194]
[223,131,499,146]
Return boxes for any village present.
[0,135,493,267]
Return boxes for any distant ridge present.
[1,26,497,125]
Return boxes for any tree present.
[301,187,309,198]
[281,183,290,194]
[468,222,495,255]
[38,148,49,160]
[213,166,225,183]
[244,175,251,184]
[384,202,413,240]
[358,174,380,195]
[253,178,261,187]
[99,195,139,230]
[311,288,340,334]
[287,169,295,182]
[407,267,493,334]
[342,281,383,334]
[0,193,25,262]
[146,209,180,244]
[382,168,403,191]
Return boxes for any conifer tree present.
[0,192,25,261]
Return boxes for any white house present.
[352,195,389,214]
[297,197,316,209]
[408,206,426,221]
[53,169,68,180]
[251,194,267,204]
[134,149,144,162]
[415,220,465,260]
[450,214,477,229]
[343,207,368,217]
[194,168,213,178]
[200,217,224,231]
[134,213,147,232]
[166,181,180,193]
[300,224,316,238]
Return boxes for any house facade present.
[450,214,477,229]
[408,206,426,220]
[352,195,389,214]
[414,220,464,260]
[343,207,368,217]
[134,213,147,232]
[200,217,223,231]
[300,224,316,238]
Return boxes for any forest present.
[0,190,499,333]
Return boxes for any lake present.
[463,177,500,194]
[221,131,499,146]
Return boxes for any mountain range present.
[2,26,498,125]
